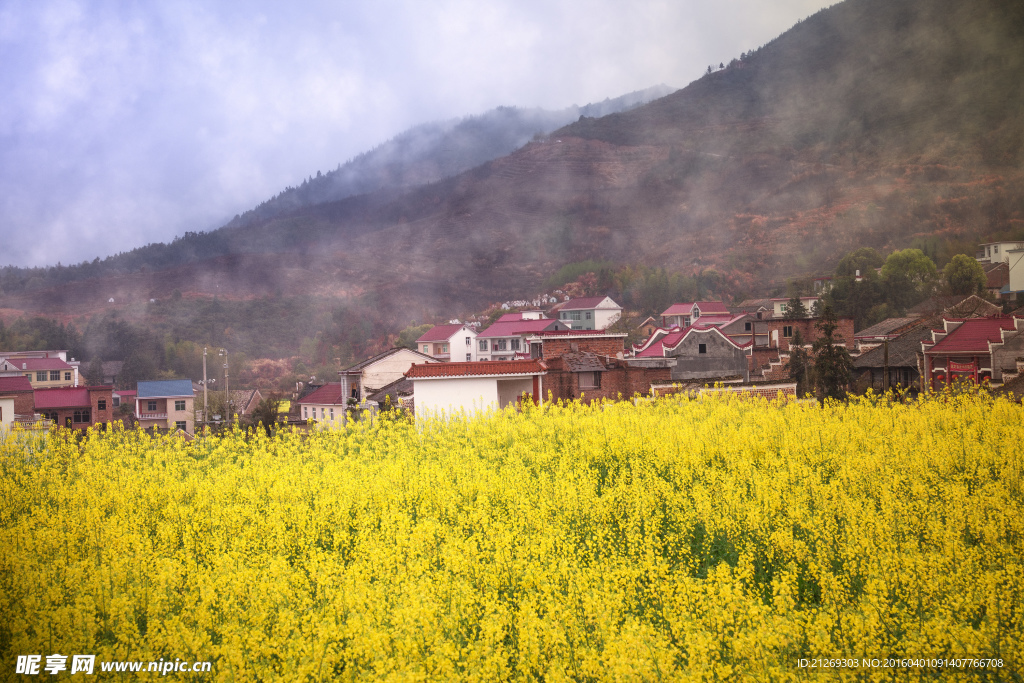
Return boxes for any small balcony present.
[138,412,168,420]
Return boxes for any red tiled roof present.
[297,383,348,406]
[925,317,1022,354]
[661,301,728,317]
[34,387,91,409]
[416,324,469,343]
[0,376,33,392]
[115,390,137,397]
[6,358,72,371]
[406,360,546,379]
[531,329,626,337]
[478,319,566,338]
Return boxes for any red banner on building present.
[948,361,977,373]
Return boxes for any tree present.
[245,396,282,436]
[881,248,937,312]
[85,357,105,385]
[943,254,986,295]
[396,324,434,350]
[812,305,853,402]
[787,328,812,396]
[785,295,808,319]
[835,247,883,278]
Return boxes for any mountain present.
[224,85,675,228]
[3,0,1023,326]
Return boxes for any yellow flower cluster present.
[1,391,1022,681]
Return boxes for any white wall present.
[594,308,622,330]
[413,377,500,418]
[449,328,478,362]
[1010,251,1024,293]
[497,378,534,408]
[363,349,435,390]
[0,397,14,428]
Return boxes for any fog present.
[0,0,834,268]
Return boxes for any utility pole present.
[883,339,890,393]
[219,349,229,423]
[202,347,208,430]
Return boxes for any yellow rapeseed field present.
[1,391,1022,681]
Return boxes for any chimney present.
[22,363,27,370]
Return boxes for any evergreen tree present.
[786,295,808,319]
[812,305,853,402]
[787,329,812,396]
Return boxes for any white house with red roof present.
[415,324,479,362]
[659,301,729,328]
[405,360,546,418]
[554,296,622,330]
[921,316,1024,389]
[476,318,569,361]
[297,383,350,426]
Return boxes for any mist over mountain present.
[2,0,1023,331]
[226,85,674,228]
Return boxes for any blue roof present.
[137,380,194,398]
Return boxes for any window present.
[36,371,47,382]
[175,421,187,431]
[466,353,472,361]
[698,343,707,354]
[780,303,788,313]
[783,326,794,338]
[479,339,489,351]
[423,344,429,353]
[112,396,120,407]
[330,408,334,420]
[441,344,448,353]
[585,312,592,320]
[579,372,601,389]
[510,339,521,351]
[73,409,91,423]
[304,406,308,418]
[174,400,186,411]
[50,370,60,381]
[97,399,107,411]
[465,337,471,346]
[147,400,157,411]
[570,311,582,321]
[744,322,752,331]
[496,339,507,351]
[65,372,72,381]
[995,245,999,254]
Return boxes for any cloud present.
[0,0,834,268]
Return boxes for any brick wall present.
[759,317,855,351]
[9,390,34,417]
[89,386,114,427]
[543,360,671,404]
[541,336,625,358]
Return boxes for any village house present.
[476,317,569,361]
[406,360,546,418]
[553,296,623,330]
[853,322,933,393]
[770,296,820,318]
[415,324,479,362]
[977,241,1024,264]
[921,315,1024,389]
[34,385,114,430]
[632,325,752,382]
[540,352,674,403]
[135,380,195,434]
[659,301,729,328]
[0,376,35,422]
[0,357,77,389]
[297,383,349,426]
[333,348,438,421]
[853,317,920,353]
[0,350,80,386]
[525,329,628,360]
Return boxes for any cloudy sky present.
[0,0,834,268]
